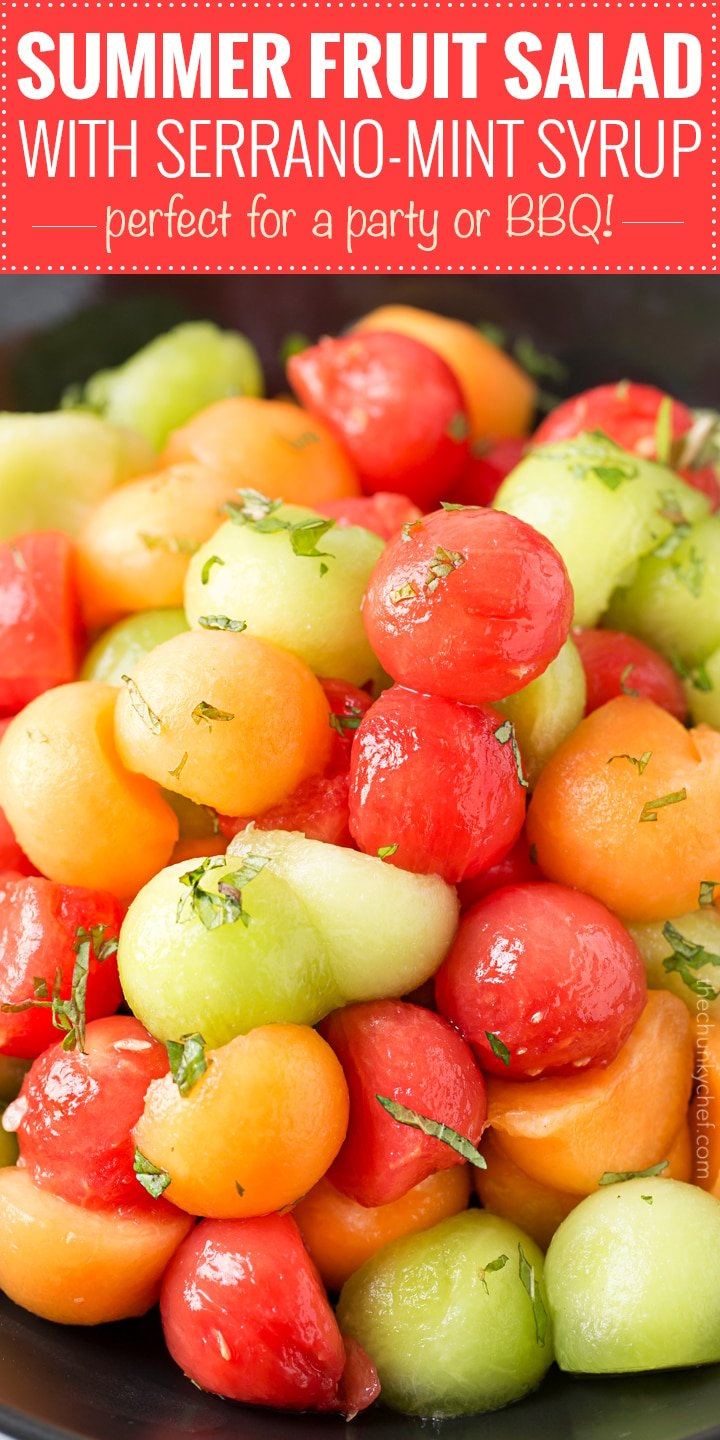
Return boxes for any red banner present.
[0,1,715,273]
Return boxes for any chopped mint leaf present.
[670,654,713,692]
[446,412,470,443]
[486,1031,511,1067]
[225,492,334,570]
[518,1244,549,1346]
[700,881,720,907]
[377,844,399,859]
[426,545,466,596]
[543,434,638,489]
[288,518,335,563]
[599,1161,669,1185]
[661,920,720,1000]
[191,702,235,726]
[177,855,269,930]
[198,615,247,632]
[201,554,225,585]
[166,1033,209,1098]
[235,1180,245,1196]
[329,707,363,738]
[619,663,640,697]
[168,751,189,781]
[121,675,161,734]
[493,720,528,790]
[376,1095,486,1170]
[134,1148,171,1198]
[607,751,652,775]
[283,431,320,452]
[479,1253,509,1295]
[2,925,118,1053]
[390,583,417,605]
[225,489,285,528]
[639,790,687,823]
[641,1194,654,1205]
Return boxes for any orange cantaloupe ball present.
[355,305,537,442]
[0,1167,192,1325]
[133,1024,349,1219]
[295,1168,472,1292]
[113,629,331,815]
[0,682,177,899]
[527,697,720,922]
[76,463,241,630]
[474,1121,691,1251]
[485,992,694,1195]
[163,397,360,506]
[473,1130,578,1250]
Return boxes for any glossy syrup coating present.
[435,882,647,1080]
[573,627,687,721]
[362,507,573,705]
[486,991,694,1194]
[11,1016,169,1209]
[320,999,486,1208]
[160,1213,379,1413]
[527,696,720,921]
[348,685,527,884]
[288,331,470,510]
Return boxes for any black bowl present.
[0,274,719,1440]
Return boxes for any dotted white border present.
[0,0,716,273]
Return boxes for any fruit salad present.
[1,307,720,1419]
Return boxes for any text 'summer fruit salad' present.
[1,307,720,1419]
